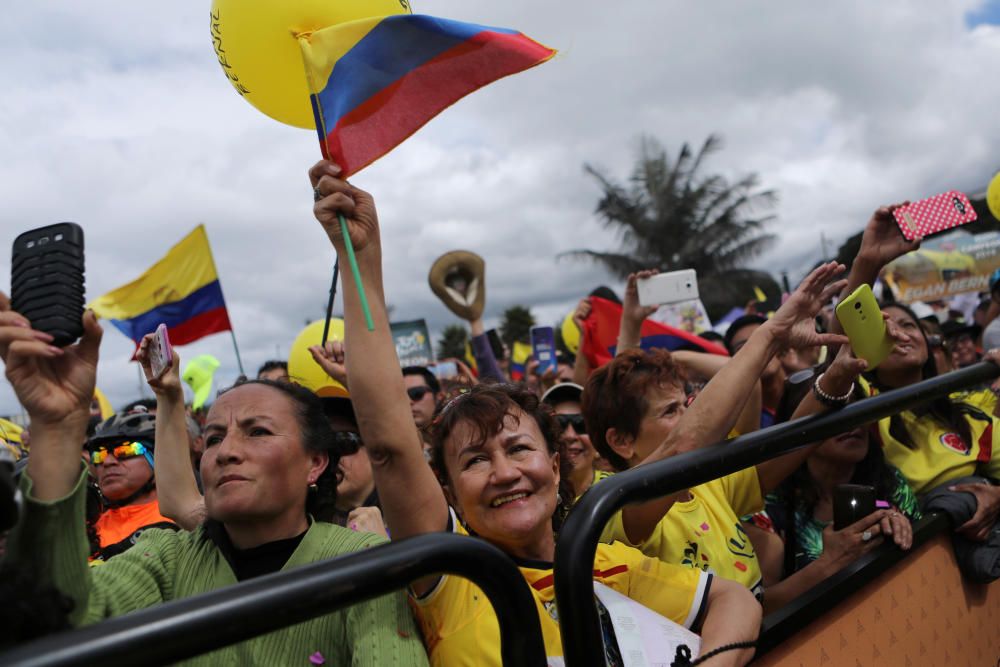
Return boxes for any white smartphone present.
[637,270,699,307]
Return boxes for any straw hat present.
[428,250,486,321]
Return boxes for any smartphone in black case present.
[833,484,876,531]
[11,222,85,347]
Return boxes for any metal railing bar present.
[0,532,547,667]
[554,362,999,667]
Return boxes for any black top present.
[206,520,307,582]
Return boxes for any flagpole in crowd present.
[321,258,340,346]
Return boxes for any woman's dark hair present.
[871,303,974,451]
[428,383,575,533]
[205,379,345,525]
[581,349,687,471]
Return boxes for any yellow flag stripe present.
[88,225,219,321]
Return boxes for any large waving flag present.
[299,14,556,177]
[89,226,232,349]
[581,297,728,370]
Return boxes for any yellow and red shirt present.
[600,466,764,599]
[412,515,710,667]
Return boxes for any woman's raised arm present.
[310,160,449,542]
[137,334,206,530]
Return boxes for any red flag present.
[580,297,728,370]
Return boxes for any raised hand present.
[309,339,348,389]
[137,332,183,401]
[622,270,660,328]
[617,270,659,352]
[572,298,592,329]
[309,160,380,254]
[858,203,920,268]
[765,262,849,351]
[0,295,102,426]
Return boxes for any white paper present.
[593,581,701,667]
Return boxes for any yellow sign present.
[883,229,1000,302]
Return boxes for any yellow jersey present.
[412,515,710,667]
[863,379,999,494]
[600,466,764,599]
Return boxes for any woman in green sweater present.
[0,293,427,665]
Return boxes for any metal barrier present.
[0,532,547,667]
[553,362,999,667]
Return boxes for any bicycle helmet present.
[86,408,156,469]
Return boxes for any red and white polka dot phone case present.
[892,190,977,241]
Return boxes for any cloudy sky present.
[1,0,999,416]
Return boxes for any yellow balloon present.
[987,172,1000,221]
[288,318,348,396]
[561,311,581,355]
[210,0,412,129]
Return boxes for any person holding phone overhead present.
[0,294,427,664]
[833,204,1000,545]
[311,159,761,666]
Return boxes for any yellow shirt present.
[863,379,1000,494]
[413,515,710,667]
[600,467,764,599]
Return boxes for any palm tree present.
[437,324,468,361]
[566,135,780,320]
[499,305,536,348]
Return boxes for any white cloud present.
[2,0,999,415]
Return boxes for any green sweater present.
[6,467,429,666]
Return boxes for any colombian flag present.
[89,226,232,349]
[509,341,532,381]
[581,297,728,370]
[299,14,556,177]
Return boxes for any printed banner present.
[391,319,434,367]
[882,229,1000,303]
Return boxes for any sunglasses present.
[90,441,149,465]
[407,386,433,402]
[332,430,363,454]
[556,413,587,434]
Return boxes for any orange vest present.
[95,499,174,547]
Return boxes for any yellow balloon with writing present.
[288,319,347,396]
[210,0,413,129]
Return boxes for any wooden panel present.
[755,533,1000,666]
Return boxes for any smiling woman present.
[312,158,762,666]
[0,302,428,664]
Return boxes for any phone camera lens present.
[855,302,862,310]
[39,237,49,245]
[26,241,35,249]
[953,197,966,214]
[54,233,64,242]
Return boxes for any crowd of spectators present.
[1,164,999,665]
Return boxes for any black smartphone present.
[833,484,876,530]
[11,222,85,347]
[486,328,506,361]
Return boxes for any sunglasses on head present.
[90,441,149,465]
[407,386,433,402]
[556,413,587,434]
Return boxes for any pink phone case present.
[892,191,977,241]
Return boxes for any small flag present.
[299,14,556,177]
[183,354,221,410]
[510,341,532,380]
[581,298,728,370]
[89,226,232,350]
